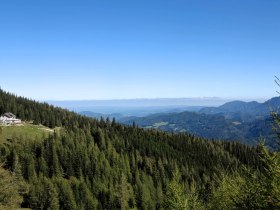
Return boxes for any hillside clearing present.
[0,123,56,144]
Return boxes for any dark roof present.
[1,112,16,118]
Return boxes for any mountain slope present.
[121,111,277,148]
[0,124,55,144]
[0,88,261,209]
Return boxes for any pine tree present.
[163,169,186,210]
[118,173,133,210]
[0,164,26,208]
[47,180,60,210]
[236,142,280,209]
[55,178,77,210]
[208,173,245,210]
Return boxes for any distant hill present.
[205,100,261,114]
[121,111,277,148]
[200,97,280,122]
[121,97,280,149]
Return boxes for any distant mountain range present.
[120,111,276,147]
[200,97,280,122]
[116,97,280,149]
[79,97,279,149]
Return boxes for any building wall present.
[0,116,21,125]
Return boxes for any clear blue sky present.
[0,0,279,100]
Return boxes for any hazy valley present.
[75,97,279,149]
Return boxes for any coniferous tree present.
[118,173,132,210]
[164,169,186,210]
[0,164,27,208]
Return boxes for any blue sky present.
[0,0,279,100]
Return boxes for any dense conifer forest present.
[0,88,279,209]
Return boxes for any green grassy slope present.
[0,124,55,144]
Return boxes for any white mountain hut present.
[0,112,21,125]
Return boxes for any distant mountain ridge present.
[200,97,280,122]
[120,112,276,147]
[118,97,280,149]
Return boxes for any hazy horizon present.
[45,97,270,110]
[45,96,268,102]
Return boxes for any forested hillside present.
[121,111,277,149]
[0,89,279,209]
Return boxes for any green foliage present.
[0,88,265,209]
[118,174,134,210]
[164,169,187,210]
[0,163,28,209]
[29,175,59,210]
[164,169,204,210]
[207,173,245,210]
[185,183,205,210]
[237,143,280,209]
[208,142,280,210]
[55,177,77,210]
